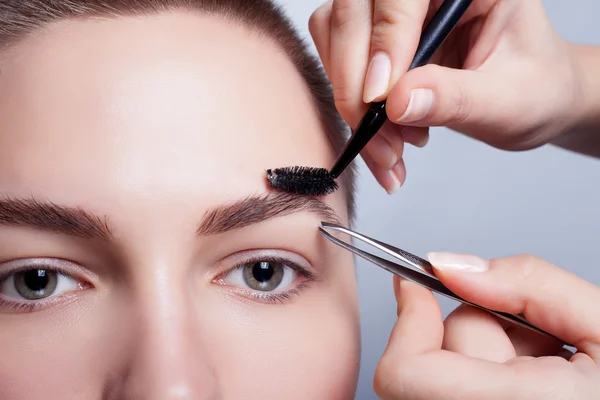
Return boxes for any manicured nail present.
[391,162,405,190]
[395,89,434,123]
[386,170,401,194]
[363,52,392,103]
[413,133,430,147]
[427,252,489,272]
[403,127,430,147]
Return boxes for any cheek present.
[208,285,360,399]
[0,295,130,399]
[0,270,360,399]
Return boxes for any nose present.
[117,274,221,400]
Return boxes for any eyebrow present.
[0,196,112,240]
[0,193,339,239]
[197,192,341,235]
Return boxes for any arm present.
[552,45,600,157]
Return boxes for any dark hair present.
[0,0,356,219]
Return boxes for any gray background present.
[276,1,600,398]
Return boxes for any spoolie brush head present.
[266,166,339,196]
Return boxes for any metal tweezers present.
[319,222,568,346]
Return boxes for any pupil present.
[23,270,50,292]
[252,262,274,283]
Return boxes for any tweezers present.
[319,222,568,346]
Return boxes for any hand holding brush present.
[296,0,600,194]
[267,0,472,196]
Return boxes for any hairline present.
[0,0,356,222]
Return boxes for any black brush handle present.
[329,0,472,178]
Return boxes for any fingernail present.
[427,252,489,272]
[363,52,392,103]
[414,134,429,147]
[395,89,434,123]
[391,162,405,190]
[386,170,401,194]
[399,126,430,148]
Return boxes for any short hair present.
[0,0,356,219]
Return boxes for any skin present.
[310,0,600,193]
[374,254,600,399]
[0,11,359,400]
[309,0,600,397]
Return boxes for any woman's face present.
[0,11,359,400]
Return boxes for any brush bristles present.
[266,166,339,196]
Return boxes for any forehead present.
[0,11,340,214]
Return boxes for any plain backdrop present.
[274,1,600,398]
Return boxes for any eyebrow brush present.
[267,0,472,196]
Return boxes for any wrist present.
[551,44,600,155]
[572,44,600,129]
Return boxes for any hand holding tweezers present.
[319,222,569,347]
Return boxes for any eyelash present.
[0,262,88,313]
[0,254,317,312]
[218,256,318,305]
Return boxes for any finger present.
[328,0,372,127]
[378,121,405,166]
[391,158,406,190]
[362,120,408,193]
[402,126,429,148]
[554,348,576,361]
[387,65,528,148]
[361,121,412,171]
[381,279,444,359]
[363,132,398,171]
[444,305,564,360]
[374,281,534,400]
[308,1,333,75]
[377,122,429,149]
[362,150,402,194]
[377,124,407,190]
[363,0,429,103]
[376,351,540,400]
[443,305,516,362]
[428,252,600,357]
[444,305,564,359]
[504,323,565,358]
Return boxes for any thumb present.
[386,64,521,145]
[427,252,600,358]
[362,0,429,103]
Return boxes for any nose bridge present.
[121,258,221,400]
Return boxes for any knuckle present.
[373,355,411,398]
[371,2,420,50]
[331,86,356,121]
[494,254,549,291]
[373,5,413,28]
[330,0,356,30]
[309,1,331,34]
[371,16,412,53]
[513,254,543,281]
[447,73,473,125]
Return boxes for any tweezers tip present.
[320,221,344,229]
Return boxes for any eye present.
[226,260,294,293]
[0,258,90,312]
[215,252,317,304]
[2,269,79,301]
